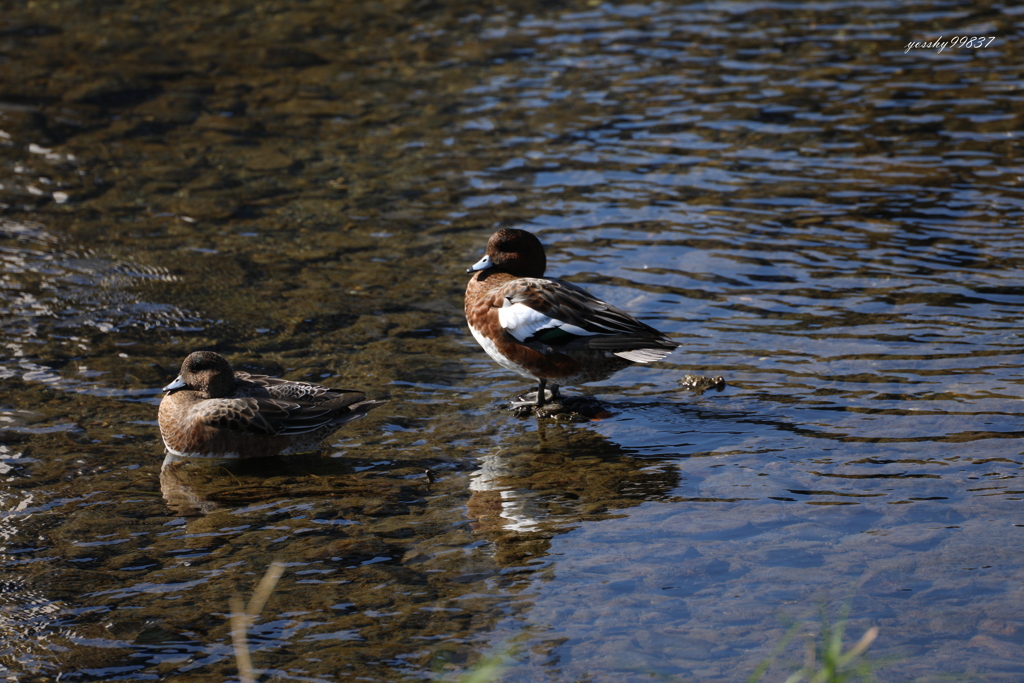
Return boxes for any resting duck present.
[158,351,385,458]
[464,228,678,407]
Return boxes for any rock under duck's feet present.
[679,374,727,395]
[508,394,609,421]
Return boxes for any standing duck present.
[464,228,679,407]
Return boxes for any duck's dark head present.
[467,228,547,278]
[163,351,235,397]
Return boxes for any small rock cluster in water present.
[679,374,727,395]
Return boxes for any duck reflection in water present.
[157,454,324,517]
[158,351,386,460]
[158,450,424,519]
[467,422,679,565]
[160,456,225,517]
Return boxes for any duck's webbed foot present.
[510,383,559,409]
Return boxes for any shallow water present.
[1,0,1023,680]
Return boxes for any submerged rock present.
[679,374,726,395]
[508,394,610,421]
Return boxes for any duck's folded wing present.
[498,278,678,360]
[194,397,346,436]
[235,372,365,402]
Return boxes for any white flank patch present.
[499,301,596,342]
